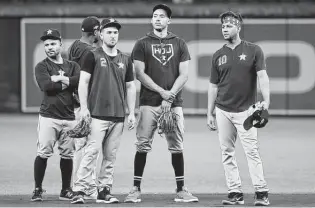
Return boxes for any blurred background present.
[1,0,315,116]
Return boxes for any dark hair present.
[219,11,243,24]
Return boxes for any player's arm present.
[134,60,164,94]
[207,55,219,130]
[78,51,95,116]
[125,58,136,115]
[207,83,218,116]
[255,45,270,109]
[62,62,80,89]
[35,62,64,92]
[170,60,189,95]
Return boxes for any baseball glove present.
[157,111,179,135]
[243,102,269,131]
[66,116,92,138]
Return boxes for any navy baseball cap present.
[153,4,172,18]
[243,109,269,131]
[100,18,121,31]
[81,16,100,32]
[40,29,61,41]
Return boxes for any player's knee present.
[37,152,52,159]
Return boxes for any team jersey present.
[210,40,266,112]
[132,31,190,107]
[68,40,95,67]
[35,58,80,120]
[81,48,134,122]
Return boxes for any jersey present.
[210,40,266,112]
[81,48,134,122]
[132,31,190,107]
[35,58,80,120]
[68,39,95,67]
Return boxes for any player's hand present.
[160,90,175,102]
[80,107,90,119]
[207,114,217,131]
[260,101,270,110]
[127,113,136,130]
[51,75,62,82]
[161,100,172,112]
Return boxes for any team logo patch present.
[151,44,174,65]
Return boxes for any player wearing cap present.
[68,16,101,200]
[71,18,136,204]
[207,11,270,206]
[124,4,198,203]
[31,29,80,202]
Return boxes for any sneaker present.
[222,192,244,205]
[84,188,97,200]
[174,187,199,203]
[96,187,119,204]
[254,191,270,206]
[71,191,85,204]
[59,188,74,201]
[124,186,141,203]
[31,188,45,202]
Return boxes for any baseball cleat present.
[222,192,245,205]
[254,191,270,206]
[71,191,85,204]
[174,187,199,203]
[124,186,141,203]
[31,187,45,202]
[96,187,119,204]
[59,188,74,201]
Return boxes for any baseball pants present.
[36,115,76,159]
[136,105,184,153]
[73,118,124,193]
[215,107,269,193]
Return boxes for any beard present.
[46,51,58,60]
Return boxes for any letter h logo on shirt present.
[151,44,174,65]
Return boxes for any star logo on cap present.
[118,62,124,69]
[109,18,115,23]
[46,29,52,35]
[239,53,246,61]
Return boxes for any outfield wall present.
[19,18,315,115]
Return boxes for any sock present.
[172,153,184,191]
[34,156,48,189]
[133,151,147,190]
[60,158,73,190]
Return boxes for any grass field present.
[0,114,314,206]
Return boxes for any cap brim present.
[101,22,121,30]
[40,36,61,41]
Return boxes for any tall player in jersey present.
[71,18,136,204]
[124,4,198,203]
[68,16,101,200]
[207,11,271,206]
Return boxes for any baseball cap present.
[81,16,100,32]
[153,4,172,18]
[243,108,269,131]
[40,29,61,41]
[100,18,121,31]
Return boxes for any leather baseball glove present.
[157,110,179,135]
[66,116,92,139]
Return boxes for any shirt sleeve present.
[35,62,63,92]
[209,55,219,84]
[68,62,80,88]
[81,51,96,74]
[125,56,135,82]
[179,39,191,62]
[131,40,145,62]
[254,45,267,72]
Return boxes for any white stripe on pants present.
[215,107,269,193]
[73,118,124,192]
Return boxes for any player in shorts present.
[124,4,198,203]
[31,29,80,202]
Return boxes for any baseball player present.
[31,29,80,202]
[124,4,198,203]
[207,11,270,206]
[68,16,101,200]
[71,18,136,204]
